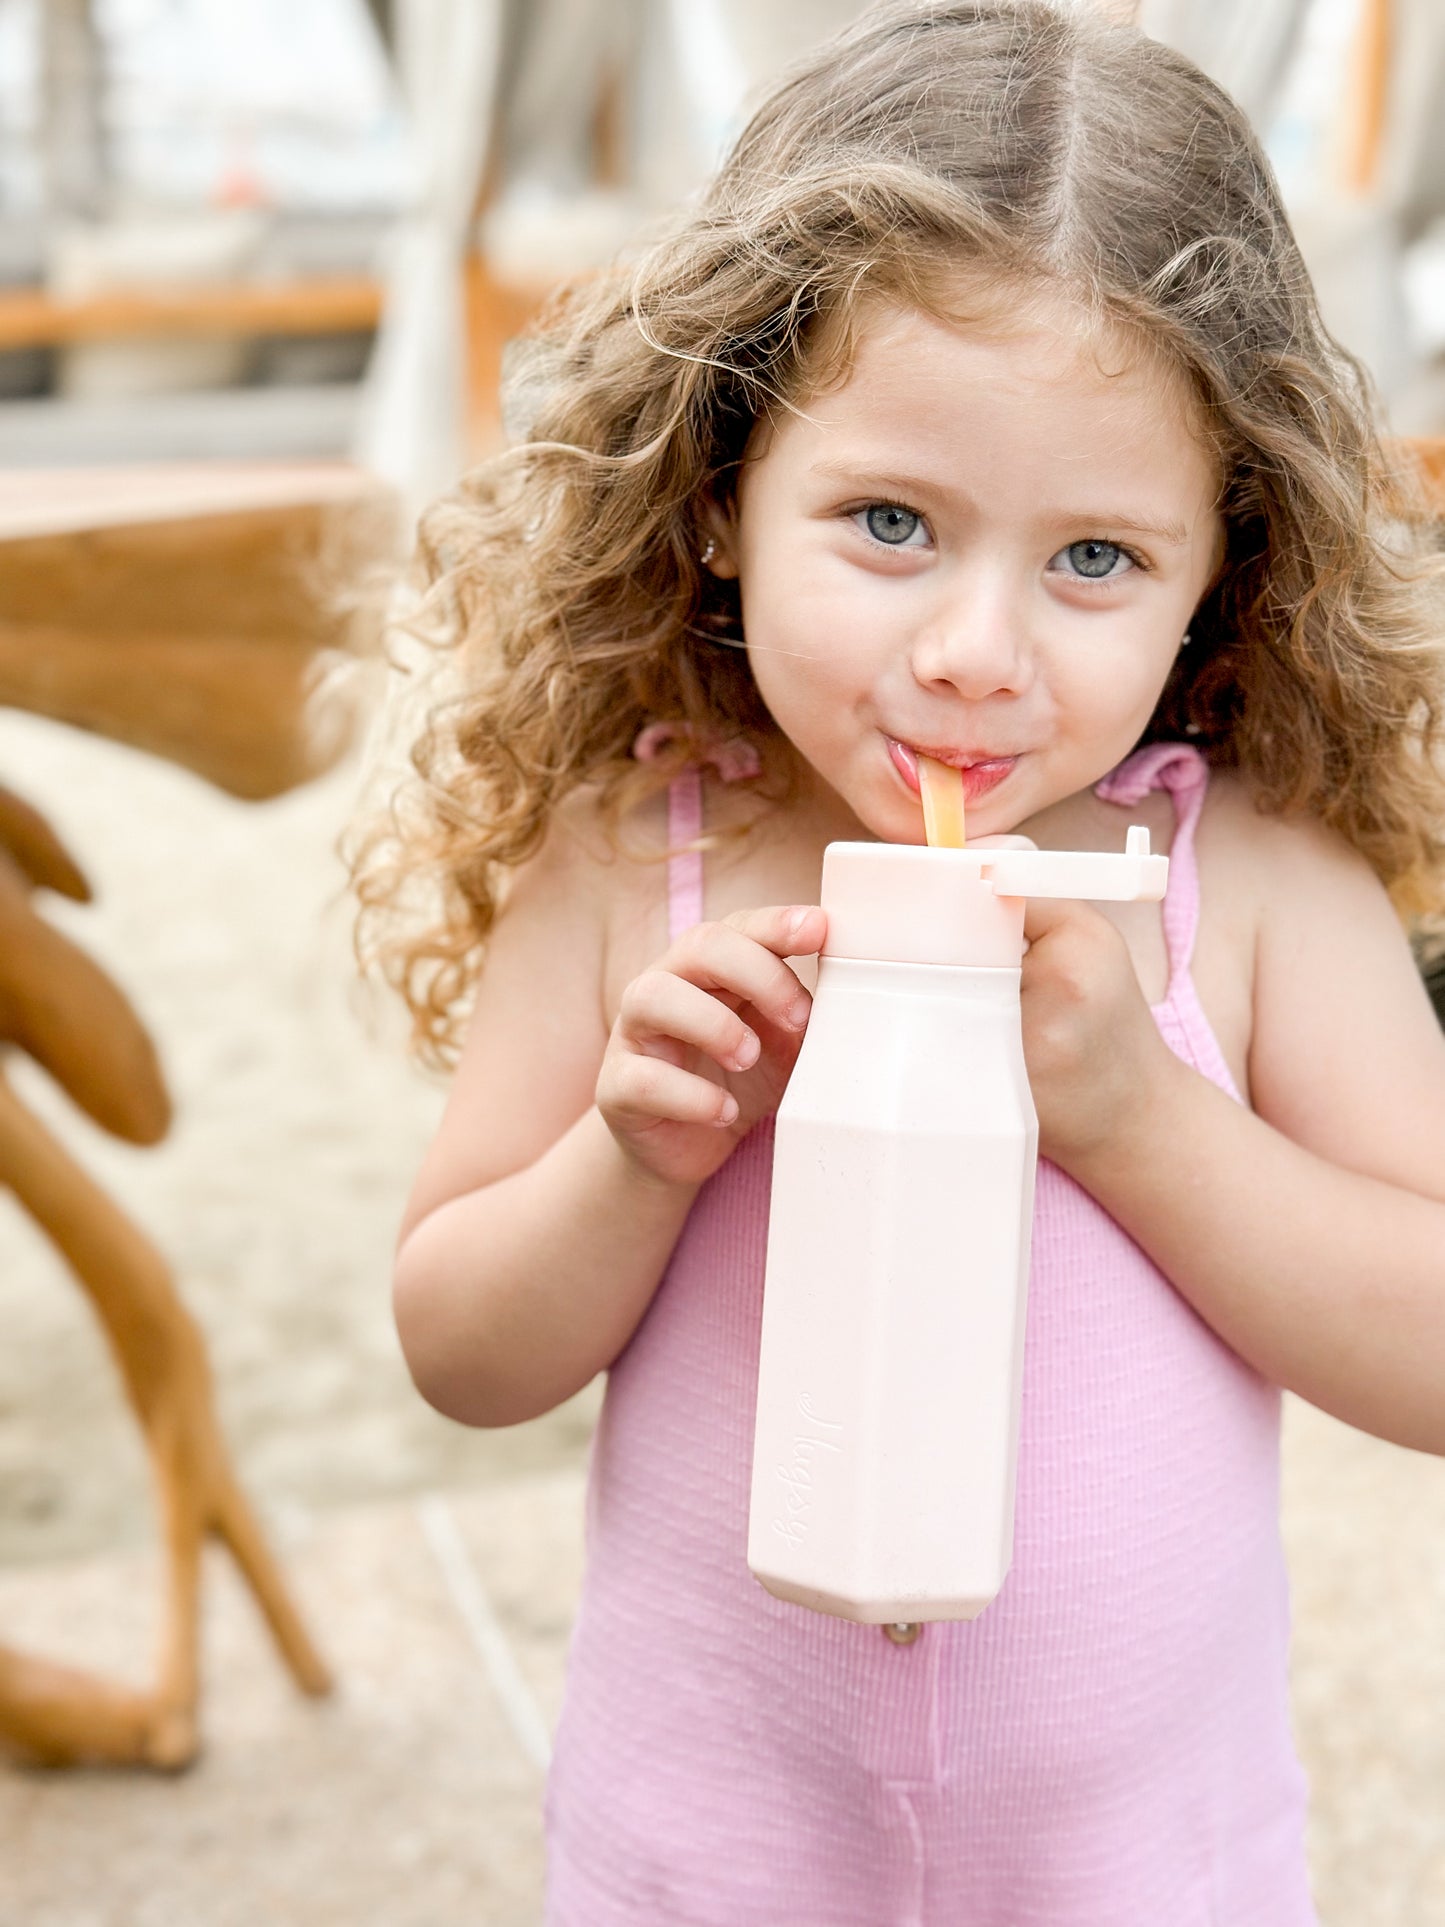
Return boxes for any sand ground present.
[0,709,1442,1924]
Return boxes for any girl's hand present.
[597,904,827,1190]
[1020,896,1176,1170]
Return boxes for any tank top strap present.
[631,723,763,945]
[1094,742,1209,988]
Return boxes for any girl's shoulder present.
[1210,769,1445,1184]
[1200,763,1445,1080]
[1194,766,1383,929]
[1056,765,1376,1092]
[399,783,627,1239]
[499,781,637,923]
[507,780,667,925]
[480,781,659,1048]
[502,773,770,1027]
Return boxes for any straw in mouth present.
[917,754,967,848]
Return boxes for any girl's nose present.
[909,575,1033,699]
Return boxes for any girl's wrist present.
[1048,1039,1195,1200]
[590,1104,706,1207]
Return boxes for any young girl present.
[358,3,1445,1920]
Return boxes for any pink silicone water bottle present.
[748,831,1167,1624]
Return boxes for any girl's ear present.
[698,492,741,580]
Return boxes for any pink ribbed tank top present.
[545,744,1316,1927]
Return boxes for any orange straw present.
[917,754,967,847]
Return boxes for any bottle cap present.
[819,831,1168,968]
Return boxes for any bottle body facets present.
[746,833,1166,1625]
[748,954,1038,1624]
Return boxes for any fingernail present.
[788,996,810,1028]
[734,1032,759,1069]
[787,907,811,939]
[717,1096,739,1125]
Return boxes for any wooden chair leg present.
[150,1451,206,1766]
[209,1465,332,1695]
[0,1073,330,1770]
[0,1644,160,1769]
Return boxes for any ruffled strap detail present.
[632,725,761,943]
[1095,743,1209,991]
[632,722,762,784]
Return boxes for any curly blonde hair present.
[353,0,1445,1067]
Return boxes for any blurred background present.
[0,3,1440,1923]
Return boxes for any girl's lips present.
[886,737,1019,801]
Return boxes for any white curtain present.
[1136,0,1311,128]
[1379,0,1445,241]
[352,0,503,524]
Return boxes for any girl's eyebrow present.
[808,458,943,498]
[1048,508,1192,547]
[808,459,1192,547]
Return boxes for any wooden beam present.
[0,276,384,351]
[1343,0,1391,197]
[463,252,550,459]
[0,467,397,798]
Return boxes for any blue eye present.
[1054,539,1133,580]
[860,504,926,547]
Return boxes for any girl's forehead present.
[765,292,1217,488]
[817,288,1196,420]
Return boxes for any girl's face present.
[708,295,1223,841]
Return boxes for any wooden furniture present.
[0,463,393,1767]
[0,277,383,354]
[1344,0,1392,195]
[0,463,390,799]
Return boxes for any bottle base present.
[749,1565,1001,1624]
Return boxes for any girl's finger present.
[1021,895,1115,949]
[667,910,824,1031]
[598,1053,737,1129]
[617,971,760,1072]
[721,902,827,958]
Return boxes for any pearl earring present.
[700,538,718,567]
[1180,630,1193,647]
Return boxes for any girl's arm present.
[1026,811,1445,1455]
[392,806,821,1427]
